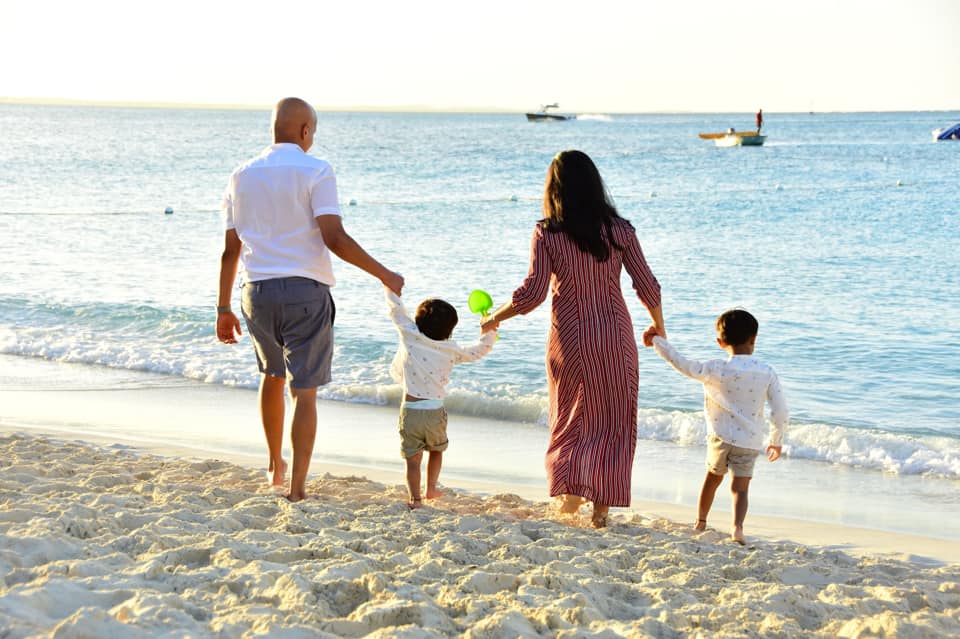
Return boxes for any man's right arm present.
[316,216,403,295]
[216,229,243,344]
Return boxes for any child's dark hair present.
[716,309,758,346]
[415,298,458,341]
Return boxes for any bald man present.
[216,97,403,502]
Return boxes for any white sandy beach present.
[1,431,958,639]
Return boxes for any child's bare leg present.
[425,451,443,499]
[591,503,610,528]
[260,374,287,488]
[730,475,751,544]
[696,472,724,530]
[405,452,424,508]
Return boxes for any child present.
[645,309,788,544]
[385,288,497,509]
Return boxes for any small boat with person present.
[525,103,576,122]
[699,129,766,147]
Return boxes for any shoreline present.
[1,353,958,566]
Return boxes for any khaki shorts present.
[398,406,448,458]
[706,433,760,478]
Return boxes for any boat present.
[932,123,960,142]
[525,103,576,122]
[699,129,766,147]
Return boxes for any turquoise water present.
[0,104,958,481]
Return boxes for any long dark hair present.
[540,150,623,261]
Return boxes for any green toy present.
[467,289,494,316]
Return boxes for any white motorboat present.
[525,103,576,122]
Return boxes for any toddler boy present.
[386,289,496,508]
[646,309,788,544]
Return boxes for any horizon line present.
[1,96,957,116]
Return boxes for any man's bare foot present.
[286,490,307,503]
[559,494,587,514]
[408,497,423,510]
[425,488,443,500]
[731,525,746,545]
[694,518,707,531]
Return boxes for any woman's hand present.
[641,324,664,347]
[480,314,500,333]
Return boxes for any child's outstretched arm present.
[454,331,496,363]
[766,371,789,460]
[384,287,418,334]
[651,335,714,383]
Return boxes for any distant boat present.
[525,103,576,122]
[932,123,960,142]
[699,129,766,147]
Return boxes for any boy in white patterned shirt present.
[645,309,788,544]
[385,288,497,509]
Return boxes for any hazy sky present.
[3,0,958,112]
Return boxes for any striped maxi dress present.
[511,219,661,507]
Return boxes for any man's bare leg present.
[730,475,751,544]
[696,472,724,531]
[425,451,443,499]
[405,451,423,508]
[260,374,287,488]
[287,386,317,502]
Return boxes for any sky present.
[2,0,958,113]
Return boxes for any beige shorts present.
[706,433,760,478]
[398,406,448,458]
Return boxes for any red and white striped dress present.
[512,219,661,507]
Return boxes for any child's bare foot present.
[425,488,443,500]
[694,518,707,531]
[559,494,587,514]
[267,459,287,489]
[731,525,746,545]
[408,497,423,510]
[286,490,307,503]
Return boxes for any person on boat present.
[480,150,665,528]
[756,109,763,133]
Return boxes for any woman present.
[481,150,665,528]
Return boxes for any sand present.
[1,433,958,638]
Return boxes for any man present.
[756,108,763,133]
[216,97,403,502]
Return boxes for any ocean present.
[1,104,957,536]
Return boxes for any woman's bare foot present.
[408,497,423,510]
[266,459,287,489]
[425,488,443,500]
[731,525,746,545]
[559,494,588,514]
[694,518,707,531]
[591,504,609,529]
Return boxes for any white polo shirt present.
[221,143,341,285]
[653,336,788,451]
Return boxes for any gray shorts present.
[240,277,334,388]
[706,433,760,478]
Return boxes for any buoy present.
[896,180,902,187]
[164,206,173,215]
[509,194,518,202]
[348,198,357,206]
[774,184,783,191]
[649,191,657,198]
